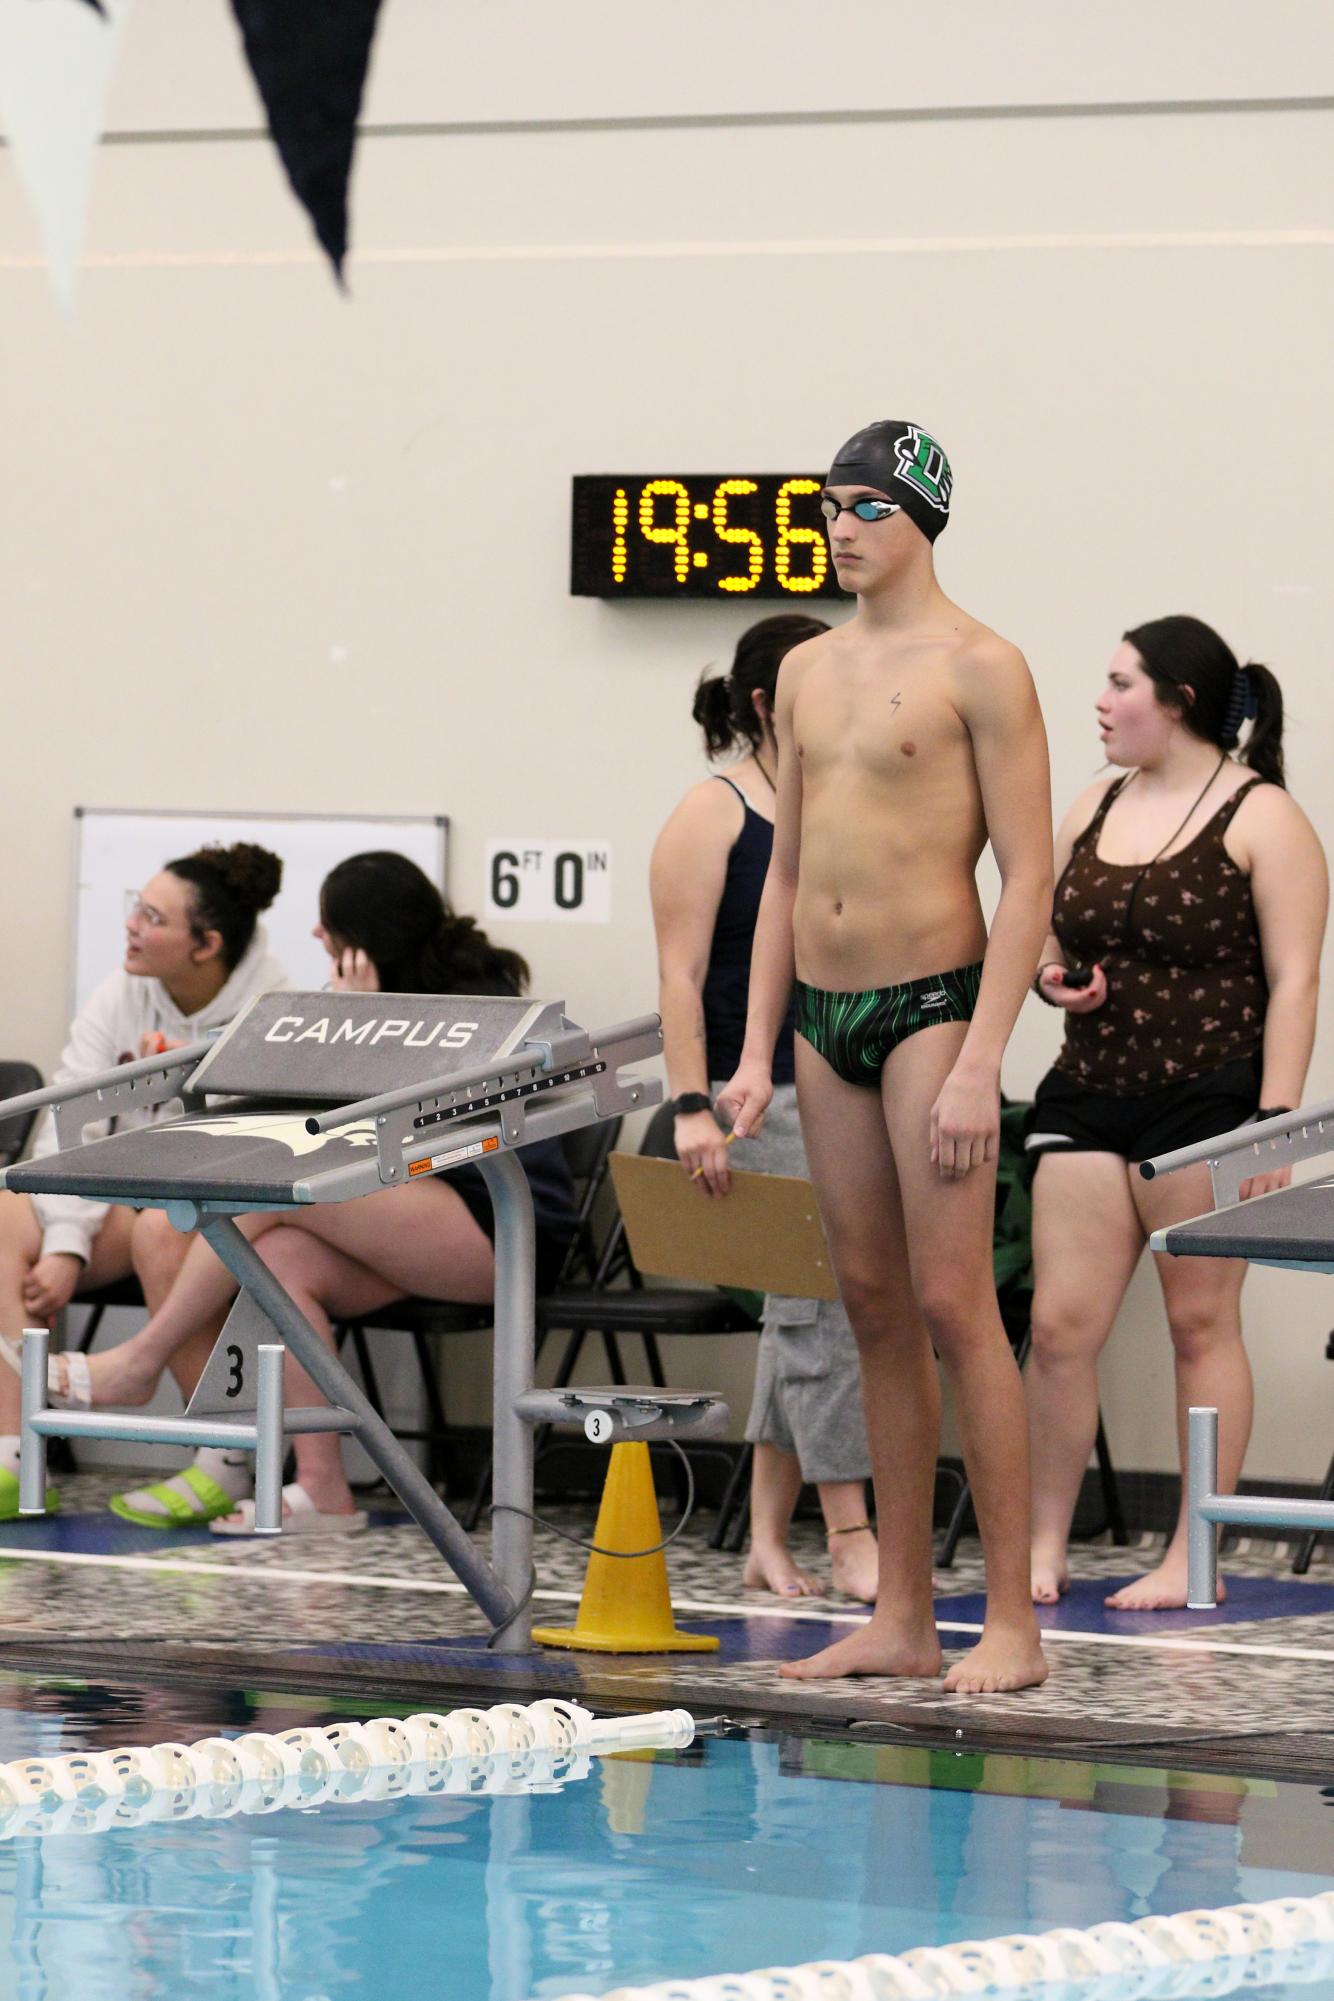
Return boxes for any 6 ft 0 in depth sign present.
[484,841,612,923]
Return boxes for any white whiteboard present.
[72,809,449,1013]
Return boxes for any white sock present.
[193,1447,254,1500]
[0,1436,20,1478]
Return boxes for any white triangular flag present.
[0,0,131,316]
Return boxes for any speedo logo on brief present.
[263,1015,479,1050]
[894,427,952,513]
[920,990,947,1007]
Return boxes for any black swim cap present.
[825,420,953,544]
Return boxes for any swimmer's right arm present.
[718,659,804,1138]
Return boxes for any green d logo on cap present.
[893,426,952,515]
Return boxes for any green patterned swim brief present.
[794,961,983,1088]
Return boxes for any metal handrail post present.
[1187,1405,1219,1608]
[255,1343,285,1536]
[19,1329,49,1516]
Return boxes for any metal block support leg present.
[199,1216,521,1635]
[479,1150,537,1653]
[1187,1404,1219,1609]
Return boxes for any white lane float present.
[555,1887,1334,2000]
[0,1699,694,1839]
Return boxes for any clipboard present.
[608,1153,840,1301]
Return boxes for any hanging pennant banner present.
[229,0,385,283]
[0,0,128,316]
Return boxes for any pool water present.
[0,1685,1330,2000]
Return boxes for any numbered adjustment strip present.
[0,995,664,1650]
[0,1702,694,1842]
[555,1890,1334,2001]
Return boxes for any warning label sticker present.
[408,1135,501,1178]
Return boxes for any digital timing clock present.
[570,474,846,601]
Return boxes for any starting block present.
[0,990,664,1651]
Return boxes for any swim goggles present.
[819,496,902,523]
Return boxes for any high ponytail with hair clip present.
[1123,614,1286,790]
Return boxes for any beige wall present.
[2,2,1331,1478]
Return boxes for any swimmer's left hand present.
[330,948,380,993]
[1238,1165,1292,1202]
[930,1065,999,1180]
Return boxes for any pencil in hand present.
[691,1133,738,1181]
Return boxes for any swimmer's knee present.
[915,1278,994,1360]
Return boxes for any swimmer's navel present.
[901,741,917,757]
[834,900,843,916]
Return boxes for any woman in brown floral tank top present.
[1023,616,1326,1612]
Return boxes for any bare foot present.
[51,1345,160,1410]
[778,1614,942,1682]
[743,1543,821,1598]
[944,1621,1049,1694]
[1105,1554,1225,1611]
[827,1526,878,1603]
[1029,1551,1070,1605]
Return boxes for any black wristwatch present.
[672,1092,713,1117]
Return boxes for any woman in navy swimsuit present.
[651,617,876,1601]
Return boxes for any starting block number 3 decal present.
[484,841,612,923]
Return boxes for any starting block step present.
[514,1385,729,1444]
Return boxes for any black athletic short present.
[1025,1054,1262,1166]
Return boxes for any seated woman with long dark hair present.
[48,853,576,1534]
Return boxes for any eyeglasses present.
[820,495,902,523]
[124,892,170,929]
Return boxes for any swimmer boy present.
[720,421,1051,1694]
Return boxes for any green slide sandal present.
[0,1467,59,1522]
[109,1466,245,1529]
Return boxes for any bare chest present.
[794,667,967,789]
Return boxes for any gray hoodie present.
[29,926,289,1263]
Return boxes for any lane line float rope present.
[0,1699,693,1841]
[554,1888,1334,1999]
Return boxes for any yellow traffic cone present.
[532,1441,719,1653]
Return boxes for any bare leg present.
[50,1212,282,1407]
[779,1039,943,1682]
[248,1229,402,1515]
[1105,1163,1249,1610]
[212,1186,494,1522]
[0,1193,46,1434]
[130,1208,222,1401]
[820,1481,877,1601]
[1026,1153,1144,1601]
[0,1193,135,1430]
[55,1173,499,1410]
[742,1443,820,1596]
[877,1028,1047,1693]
